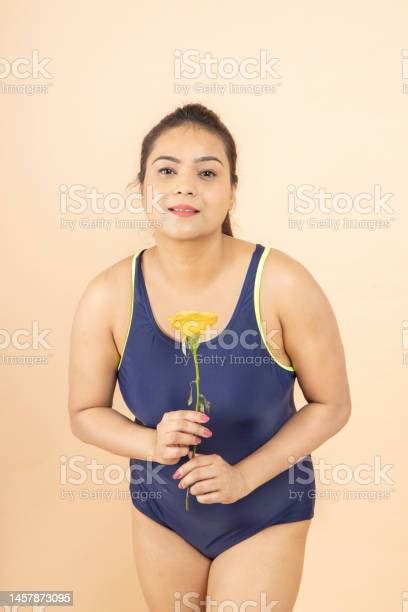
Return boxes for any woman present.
[68,103,351,611]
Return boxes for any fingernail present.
[172,471,181,479]
[200,414,210,422]
[202,428,212,437]
[178,482,184,488]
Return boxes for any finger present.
[166,418,212,440]
[165,445,190,459]
[165,431,202,446]
[189,477,220,496]
[185,452,212,468]
[170,410,210,424]
[178,462,216,489]
[195,492,220,504]
[184,472,220,495]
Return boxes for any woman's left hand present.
[172,451,249,504]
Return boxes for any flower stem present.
[186,339,200,511]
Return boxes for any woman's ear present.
[229,185,237,212]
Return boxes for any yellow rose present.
[168,310,218,339]
[168,310,217,511]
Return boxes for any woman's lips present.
[168,208,200,217]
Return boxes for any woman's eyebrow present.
[152,155,224,166]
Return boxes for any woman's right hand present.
[152,410,212,465]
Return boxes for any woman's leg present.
[206,519,312,612]
[131,505,212,611]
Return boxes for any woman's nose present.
[175,187,195,196]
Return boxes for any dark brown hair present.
[131,103,237,236]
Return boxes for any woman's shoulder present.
[262,245,315,285]
[74,249,143,325]
[226,236,315,286]
[101,250,141,287]
[261,245,329,324]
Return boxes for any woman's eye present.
[157,167,216,177]
[158,167,175,175]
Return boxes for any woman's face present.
[141,124,235,240]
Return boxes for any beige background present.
[1,1,407,610]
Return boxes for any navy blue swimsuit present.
[117,243,315,560]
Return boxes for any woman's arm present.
[235,251,352,495]
[68,264,156,460]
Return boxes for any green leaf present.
[187,385,193,406]
[199,393,211,414]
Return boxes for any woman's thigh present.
[131,505,212,611]
[206,519,313,612]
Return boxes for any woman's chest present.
[119,337,293,433]
[113,267,292,369]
